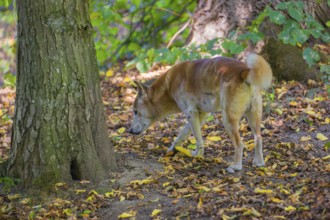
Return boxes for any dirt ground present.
[0,63,329,220]
[90,69,330,219]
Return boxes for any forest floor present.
[0,66,330,219]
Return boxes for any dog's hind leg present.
[245,95,265,167]
[168,112,210,154]
[223,111,244,173]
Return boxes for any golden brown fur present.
[129,53,272,173]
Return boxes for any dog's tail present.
[245,53,272,90]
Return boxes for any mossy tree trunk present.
[8,0,116,189]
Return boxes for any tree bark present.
[187,0,325,81]
[8,0,116,189]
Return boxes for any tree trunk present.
[187,0,325,81]
[8,0,116,189]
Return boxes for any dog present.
[129,53,272,173]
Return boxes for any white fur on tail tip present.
[246,53,273,90]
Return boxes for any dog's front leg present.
[167,123,191,153]
[186,110,204,157]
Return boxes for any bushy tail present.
[245,53,273,90]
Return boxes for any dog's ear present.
[133,80,148,96]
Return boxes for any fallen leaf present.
[175,146,192,157]
[118,210,136,219]
[197,197,203,209]
[254,188,273,195]
[196,186,211,192]
[270,197,284,203]
[130,178,153,185]
[207,136,222,141]
[284,206,296,212]
[322,155,330,161]
[117,127,126,134]
[150,209,162,217]
[300,136,311,142]
[316,133,328,141]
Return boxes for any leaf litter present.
[0,68,329,219]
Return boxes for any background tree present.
[7,0,116,189]
[186,0,329,81]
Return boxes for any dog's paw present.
[226,164,242,174]
[252,158,265,167]
[191,148,204,157]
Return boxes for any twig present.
[167,19,191,48]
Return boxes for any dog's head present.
[129,80,159,135]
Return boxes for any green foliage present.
[261,2,329,68]
[0,177,19,193]
[4,72,16,87]
[128,1,329,83]
[90,0,195,67]
[0,0,13,8]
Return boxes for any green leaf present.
[303,48,320,67]
[268,10,286,25]
[321,32,330,43]
[292,29,309,44]
[278,30,292,45]
[326,21,330,27]
[309,29,322,38]
[222,40,245,55]
[238,32,264,45]
[4,73,16,88]
[276,2,289,10]
[288,6,304,21]
[320,64,330,74]
[136,60,150,73]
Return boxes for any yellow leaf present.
[130,178,153,185]
[189,138,196,144]
[322,155,330,161]
[162,182,170,187]
[118,211,136,219]
[317,133,328,141]
[300,136,311,142]
[175,146,192,157]
[254,188,273,194]
[150,209,162,217]
[197,197,203,209]
[20,198,32,205]
[289,101,298,107]
[75,189,86,194]
[270,197,284,203]
[207,136,222,141]
[272,215,286,219]
[55,182,66,187]
[313,96,324,101]
[284,206,296,212]
[243,207,261,217]
[325,117,330,124]
[120,195,125,202]
[117,127,126,134]
[290,172,298,177]
[232,178,240,183]
[196,186,211,192]
[106,69,114,77]
[280,188,290,195]
[8,194,22,200]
